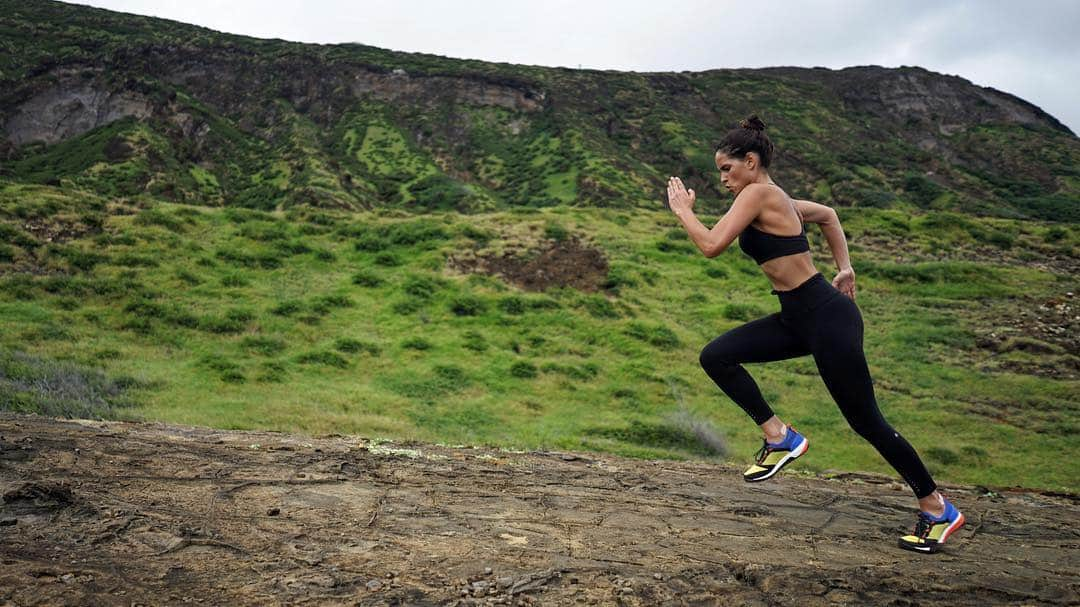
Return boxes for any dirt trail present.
[1,413,1077,606]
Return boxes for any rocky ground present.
[1,413,1077,606]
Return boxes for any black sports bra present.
[738,222,810,265]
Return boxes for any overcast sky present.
[71,0,1080,135]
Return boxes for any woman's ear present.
[744,152,758,171]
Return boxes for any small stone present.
[366,579,383,591]
[484,566,493,575]
[472,581,489,592]
[653,572,663,580]
[60,573,75,584]
[266,507,280,516]
[0,518,16,526]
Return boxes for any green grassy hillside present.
[1,2,1077,494]
[1,181,1076,492]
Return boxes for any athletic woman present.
[665,115,964,553]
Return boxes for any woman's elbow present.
[704,241,726,258]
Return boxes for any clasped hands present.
[666,176,695,217]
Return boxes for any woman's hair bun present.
[739,115,767,131]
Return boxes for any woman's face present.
[715,151,756,196]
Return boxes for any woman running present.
[665,115,964,553]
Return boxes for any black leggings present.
[699,272,937,499]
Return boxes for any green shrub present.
[198,314,247,334]
[386,220,450,246]
[374,252,402,266]
[462,330,488,352]
[48,245,104,272]
[295,351,349,368]
[199,354,240,373]
[722,302,764,321]
[334,338,381,355]
[241,336,287,356]
[498,296,527,315]
[402,274,446,298]
[354,233,389,252]
[176,270,202,285]
[902,173,945,207]
[271,300,304,316]
[310,294,354,315]
[603,264,638,291]
[624,322,681,349]
[986,230,1015,249]
[509,360,538,378]
[220,369,246,383]
[656,240,694,254]
[313,248,336,262]
[926,447,959,465]
[460,224,493,242]
[449,295,486,316]
[256,361,288,383]
[584,420,715,454]
[0,223,39,248]
[134,208,187,233]
[409,174,468,210]
[402,337,433,351]
[392,299,424,314]
[351,270,383,287]
[540,362,599,380]
[582,295,619,319]
[274,239,312,256]
[215,246,283,269]
[1044,226,1067,242]
[543,222,569,242]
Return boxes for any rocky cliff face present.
[1,1,1076,220]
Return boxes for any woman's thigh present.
[808,296,878,416]
[701,313,811,366]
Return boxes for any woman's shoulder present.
[743,182,792,209]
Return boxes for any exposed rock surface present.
[1,413,1077,606]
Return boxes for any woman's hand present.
[833,267,856,300]
[667,176,696,217]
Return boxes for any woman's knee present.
[699,340,733,371]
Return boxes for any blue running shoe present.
[898,496,965,554]
[743,425,809,482]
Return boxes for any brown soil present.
[1,413,1077,606]
[447,237,609,292]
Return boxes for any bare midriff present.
[753,183,822,292]
[759,251,820,292]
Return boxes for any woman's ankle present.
[919,492,946,517]
[761,417,788,443]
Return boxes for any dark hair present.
[715,114,774,169]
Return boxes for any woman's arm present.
[668,178,764,258]
[794,198,851,271]
[794,198,855,299]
